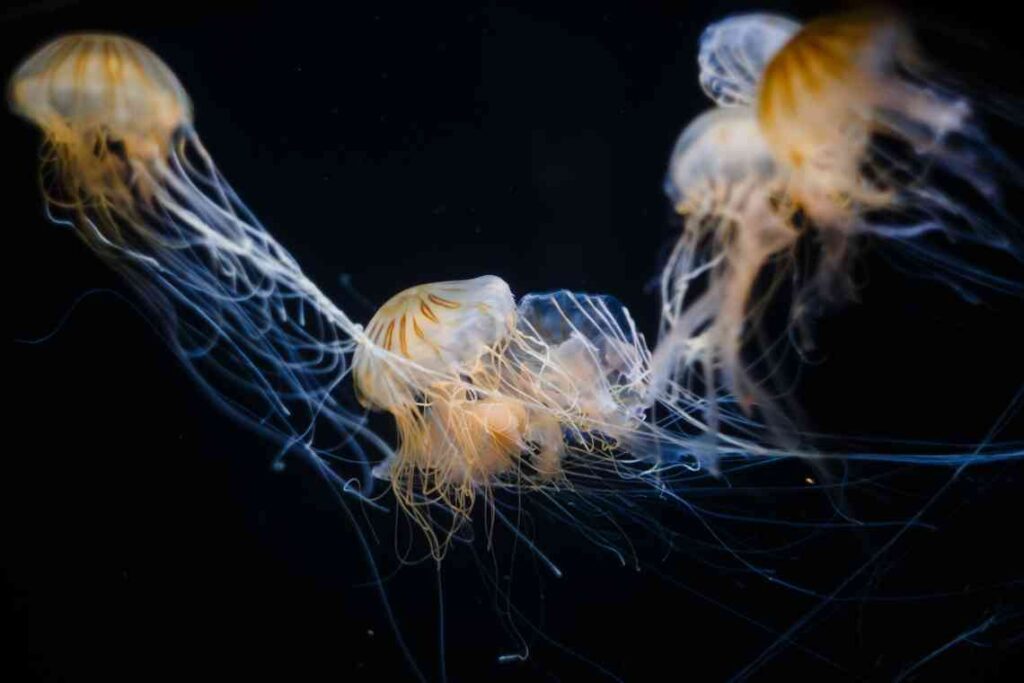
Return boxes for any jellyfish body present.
[353,276,517,413]
[516,289,649,435]
[658,11,1023,433]
[10,34,377,489]
[758,12,959,226]
[10,34,191,159]
[352,276,665,552]
[352,276,524,525]
[657,106,795,427]
[698,13,800,107]
[758,11,1024,295]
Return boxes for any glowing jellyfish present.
[9,33,381,487]
[757,11,962,225]
[752,9,1024,293]
[352,276,523,528]
[698,12,800,107]
[352,275,666,553]
[10,34,190,165]
[657,11,1023,431]
[657,106,794,426]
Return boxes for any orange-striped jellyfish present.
[759,12,958,226]
[353,277,661,554]
[656,10,1023,433]
[352,277,527,524]
[9,33,379,487]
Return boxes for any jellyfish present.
[720,9,1022,257]
[656,10,1023,434]
[351,276,525,538]
[8,33,390,494]
[656,106,796,432]
[757,11,961,227]
[352,276,667,554]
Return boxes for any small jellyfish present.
[9,34,375,487]
[657,104,800,433]
[698,12,800,107]
[353,276,517,416]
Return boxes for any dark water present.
[4,1,1023,681]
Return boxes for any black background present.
[4,1,1023,681]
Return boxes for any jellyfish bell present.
[698,12,801,108]
[9,33,372,495]
[756,11,972,225]
[10,33,192,200]
[352,275,517,412]
[9,34,191,141]
[664,106,780,216]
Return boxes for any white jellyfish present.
[698,12,800,107]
